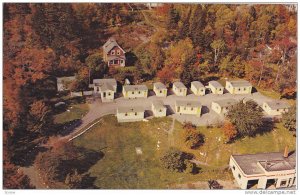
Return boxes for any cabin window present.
[184,107,186,110]
[108,92,111,96]
[97,87,99,92]
[225,107,228,110]
[191,107,193,111]
[244,88,246,91]
[138,91,141,94]
[109,60,113,64]
[277,109,280,112]
[120,60,124,64]
[238,174,241,179]
[219,88,221,91]
[180,89,182,92]
[111,50,115,55]
[280,180,287,187]
[232,165,235,170]
[159,109,162,112]
[132,91,134,94]
[117,50,120,55]
[114,60,118,64]
[293,177,296,185]
[160,90,162,93]
[238,88,241,91]
[125,113,128,116]
[135,112,137,116]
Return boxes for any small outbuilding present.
[117,106,145,122]
[152,100,167,117]
[90,79,117,102]
[208,81,224,95]
[153,82,167,97]
[175,100,202,117]
[226,80,252,95]
[57,76,76,91]
[172,81,187,96]
[122,85,148,99]
[191,81,205,96]
[211,99,238,114]
[262,101,290,116]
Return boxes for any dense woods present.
[3,3,297,188]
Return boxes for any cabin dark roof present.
[232,152,296,175]
[117,106,145,113]
[265,101,290,110]
[175,100,202,108]
[123,85,148,91]
[191,81,205,89]
[154,82,167,90]
[103,38,125,54]
[209,81,223,88]
[213,99,238,107]
[228,80,252,87]
[173,81,186,89]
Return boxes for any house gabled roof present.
[173,81,186,89]
[154,82,167,90]
[191,81,205,89]
[103,37,126,54]
[117,106,145,113]
[228,80,252,87]
[123,85,148,91]
[209,81,224,88]
[213,99,238,107]
[265,101,290,110]
[91,79,117,91]
[175,100,201,108]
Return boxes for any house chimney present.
[283,146,289,158]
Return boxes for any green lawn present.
[71,115,295,189]
[54,103,89,125]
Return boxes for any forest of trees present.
[3,3,297,188]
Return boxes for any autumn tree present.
[182,124,205,149]
[222,121,238,143]
[160,148,194,172]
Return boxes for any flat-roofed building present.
[175,100,202,117]
[116,106,145,122]
[262,101,290,116]
[172,81,187,96]
[226,80,252,94]
[153,82,167,97]
[152,100,167,117]
[90,78,117,102]
[211,99,238,114]
[229,149,296,189]
[191,81,205,96]
[208,81,224,94]
[122,85,148,99]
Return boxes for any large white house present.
[122,85,148,99]
[262,101,290,116]
[153,82,168,97]
[175,100,202,117]
[90,79,117,102]
[229,149,296,189]
[225,80,252,95]
[191,81,205,96]
[116,106,145,122]
[208,81,224,94]
[172,81,187,96]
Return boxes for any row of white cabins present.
[57,77,290,122]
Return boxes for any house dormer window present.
[111,50,115,55]
[117,50,120,55]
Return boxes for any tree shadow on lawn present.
[54,119,83,137]
[57,148,105,188]
[12,146,49,167]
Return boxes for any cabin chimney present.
[283,146,289,158]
